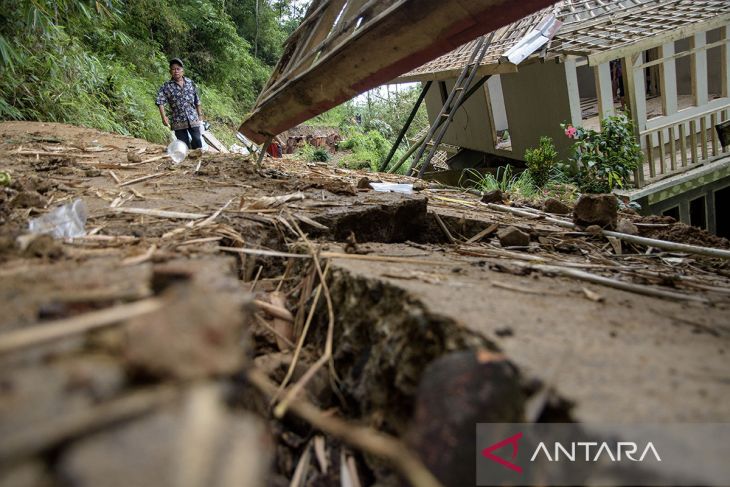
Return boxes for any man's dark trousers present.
[174,127,202,149]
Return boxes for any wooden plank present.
[645,134,655,179]
[657,129,666,175]
[691,32,709,107]
[565,57,583,126]
[660,43,678,116]
[720,24,730,98]
[625,53,647,133]
[668,126,676,171]
[700,116,708,160]
[595,62,614,120]
[239,0,557,143]
[679,122,688,167]
[690,119,698,164]
[711,113,720,156]
[202,131,228,153]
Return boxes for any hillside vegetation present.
[0,0,304,146]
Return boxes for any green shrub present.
[561,115,642,193]
[464,165,538,199]
[524,136,558,188]
[296,143,330,162]
[339,129,390,171]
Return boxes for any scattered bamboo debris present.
[0,298,163,355]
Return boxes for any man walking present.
[156,58,204,149]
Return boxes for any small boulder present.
[497,226,530,247]
[543,198,571,215]
[572,194,618,229]
[356,177,372,189]
[481,189,504,204]
[616,218,639,235]
[127,151,143,163]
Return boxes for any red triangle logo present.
[481,432,523,473]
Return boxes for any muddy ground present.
[0,121,729,487]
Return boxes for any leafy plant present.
[339,129,390,171]
[561,115,642,193]
[296,143,331,162]
[524,136,558,188]
[464,165,538,199]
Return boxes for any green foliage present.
[339,129,391,171]
[296,143,331,162]
[0,0,297,145]
[524,136,558,188]
[561,115,642,193]
[464,165,538,199]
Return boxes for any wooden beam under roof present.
[239,0,556,144]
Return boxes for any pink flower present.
[565,126,578,139]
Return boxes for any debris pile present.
[1,122,729,486]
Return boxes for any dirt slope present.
[1,121,729,486]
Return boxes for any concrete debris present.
[497,225,530,247]
[480,189,504,204]
[543,197,572,215]
[616,218,639,236]
[572,193,618,229]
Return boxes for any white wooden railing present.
[634,102,730,188]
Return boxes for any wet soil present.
[1,121,729,486]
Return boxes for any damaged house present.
[398,0,730,236]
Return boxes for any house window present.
[715,186,730,239]
[663,206,680,221]
[689,195,707,230]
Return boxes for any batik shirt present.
[155,77,201,130]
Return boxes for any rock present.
[58,386,272,487]
[406,350,525,487]
[586,225,603,235]
[127,151,143,163]
[616,218,639,235]
[124,280,251,380]
[10,191,46,209]
[480,189,504,204]
[356,177,371,189]
[572,194,618,229]
[497,226,530,247]
[543,198,571,215]
[412,180,427,191]
[84,168,102,177]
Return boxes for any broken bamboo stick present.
[110,207,207,220]
[119,172,168,187]
[0,298,163,355]
[485,203,730,260]
[253,299,294,322]
[247,369,444,487]
[520,262,709,303]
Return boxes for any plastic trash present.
[167,132,188,164]
[369,182,413,194]
[28,198,88,238]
